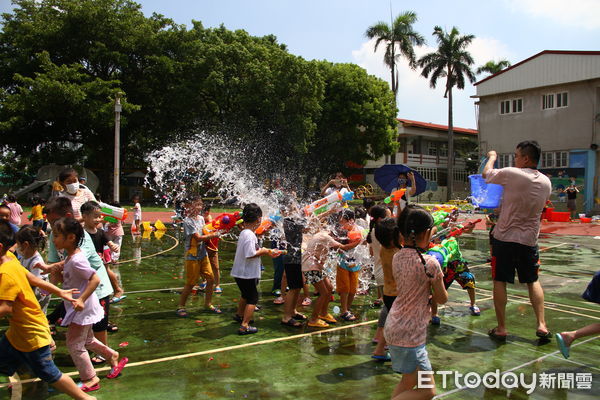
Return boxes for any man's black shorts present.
[491,236,539,284]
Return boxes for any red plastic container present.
[544,207,554,220]
[551,211,570,222]
[580,217,591,223]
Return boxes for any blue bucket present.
[469,174,503,208]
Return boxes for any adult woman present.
[57,168,96,221]
[392,171,417,216]
[320,172,350,196]
[565,183,580,219]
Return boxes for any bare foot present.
[110,352,120,368]
[113,288,124,299]
[82,376,100,388]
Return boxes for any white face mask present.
[65,183,79,195]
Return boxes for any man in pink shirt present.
[483,141,552,341]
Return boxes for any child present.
[131,195,142,234]
[6,194,23,227]
[80,201,125,305]
[105,202,125,264]
[202,203,222,294]
[231,203,279,334]
[385,205,448,400]
[52,217,128,392]
[29,195,45,232]
[302,218,359,328]
[367,205,389,308]
[335,209,363,321]
[0,204,18,235]
[16,225,51,314]
[281,201,308,327]
[176,196,221,317]
[0,220,96,400]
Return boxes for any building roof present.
[397,118,478,136]
[474,50,600,97]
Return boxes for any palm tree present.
[417,26,476,201]
[476,59,511,75]
[365,11,425,99]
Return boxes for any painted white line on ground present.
[0,320,378,388]
[115,233,179,265]
[434,335,600,398]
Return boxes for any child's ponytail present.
[367,205,387,244]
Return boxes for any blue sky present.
[2,0,598,129]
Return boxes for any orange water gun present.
[383,188,406,204]
[255,215,282,235]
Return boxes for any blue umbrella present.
[374,164,427,195]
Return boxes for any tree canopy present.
[0,0,398,191]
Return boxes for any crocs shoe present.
[431,316,441,325]
[469,305,481,316]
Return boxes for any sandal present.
[555,333,570,359]
[78,382,100,393]
[469,305,481,316]
[106,357,129,379]
[176,308,188,317]
[233,314,254,324]
[110,295,127,304]
[307,319,329,328]
[214,286,223,294]
[536,330,552,339]
[281,319,302,327]
[206,305,222,314]
[319,313,337,324]
[371,353,391,362]
[301,297,312,306]
[273,296,285,305]
[488,327,507,341]
[91,355,106,365]
[238,326,258,335]
[340,312,356,321]
[292,313,307,321]
[107,323,119,333]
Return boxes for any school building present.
[364,118,478,202]
[473,50,600,214]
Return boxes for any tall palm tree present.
[417,26,476,201]
[476,59,511,75]
[365,11,425,99]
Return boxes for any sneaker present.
[469,305,481,316]
[431,316,441,325]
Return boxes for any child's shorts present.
[388,344,432,374]
[185,257,213,285]
[582,270,600,304]
[336,267,359,293]
[0,336,62,383]
[443,260,475,290]
[235,278,259,305]
[304,270,325,285]
[284,263,303,290]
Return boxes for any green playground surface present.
[1,229,599,399]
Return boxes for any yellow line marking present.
[0,320,377,388]
[114,233,179,265]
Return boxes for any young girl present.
[16,225,51,314]
[28,195,45,233]
[53,217,128,392]
[335,209,363,321]
[131,195,142,235]
[367,205,389,308]
[385,205,448,400]
[371,217,399,361]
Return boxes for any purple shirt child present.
[61,252,103,327]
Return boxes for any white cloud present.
[351,37,514,129]
[505,0,600,30]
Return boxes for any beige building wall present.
[478,78,600,155]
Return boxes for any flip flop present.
[78,382,100,393]
[281,319,302,327]
[91,355,106,365]
[205,305,222,314]
[340,312,356,321]
[292,313,308,321]
[307,319,329,328]
[555,333,570,359]
[318,314,337,324]
[110,295,127,304]
[488,328,507,341]
[371,353,391,362]
[536,330,552,339]
[176,308,188,317]
[106,357,129,379]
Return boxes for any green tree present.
[307,62,398,180]
[417,26,476,201]
[365,11,425,100]
[476,59,511,75]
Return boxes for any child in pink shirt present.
[6,195,23,226]
[384,205,448,400]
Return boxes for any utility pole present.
[113,93,122,202]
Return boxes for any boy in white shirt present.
[231,203,279,335]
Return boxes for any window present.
[542,94,554,109]
[427,142,437,156]
[557,92,568,108]
[500,98,522,114]
[453,169,467,182]
[497,154,513,168]
[541,151,569,168]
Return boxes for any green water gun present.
[425,237,463,270]
[432,210,450,227]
